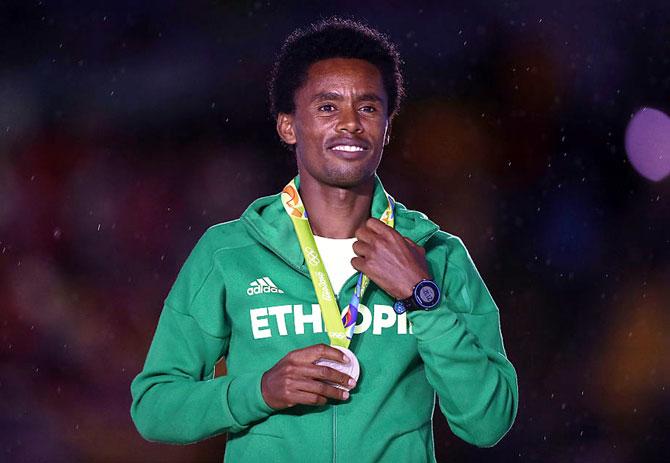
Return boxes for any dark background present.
[1,1,669,462]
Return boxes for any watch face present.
[415,280,440,308]
[419,286,436,304]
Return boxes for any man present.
[131,17,518,462]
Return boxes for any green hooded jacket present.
[130,175,518,462]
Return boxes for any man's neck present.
[298,175,374,239]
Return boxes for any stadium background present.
[1,1,669,461]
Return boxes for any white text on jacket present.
[249,304,413,339]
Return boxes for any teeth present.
[332,145,365,152]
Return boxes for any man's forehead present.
[301,58,387,98]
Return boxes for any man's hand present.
[352,218,431,299]
[261,344,356,410]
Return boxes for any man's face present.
[277,57,390,188]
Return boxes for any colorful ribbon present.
[281,178,395,348]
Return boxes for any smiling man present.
[131,17,518,462]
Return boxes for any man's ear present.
[276,113,297,146]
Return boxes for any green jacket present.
[130,175,518,462]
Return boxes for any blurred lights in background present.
[1,1,669,462]
[625,107,670,182]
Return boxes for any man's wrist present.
[393,278,441,314]
[227,371,276,426]
[398,272,431,299]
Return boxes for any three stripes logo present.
[247,277,285,296]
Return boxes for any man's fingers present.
[354,225,377,243]
[298,343,349,364]
[351,256,366,273]
[306,364,356,390]
[352,240,372,257]
[295,378,351,401]
[291,391,329,407]
[361,218,410,246]
[264,343,359,410]
[365,217,389,234]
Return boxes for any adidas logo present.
[247,277,285,296]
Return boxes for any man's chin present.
[321,168,376,189]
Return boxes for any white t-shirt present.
[313,235,357,296]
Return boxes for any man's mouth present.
[330,145,367,152]
[326,137,370,154]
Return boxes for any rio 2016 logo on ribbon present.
[316,271,332,302]
[303,247,320,265]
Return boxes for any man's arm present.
[130,304,274,443]
[352,221,518,447]
[130,232,274,444]
[130,231,355,444]
[408,236,518,447]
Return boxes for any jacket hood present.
[240,174,440,275]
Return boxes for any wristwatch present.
[393,279,441,314]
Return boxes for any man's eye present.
[318,104,335,112]
[360,106,376,113]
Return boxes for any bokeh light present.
[625,107,670,182]
[1,2,669,462]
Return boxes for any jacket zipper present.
[332,406,337,463]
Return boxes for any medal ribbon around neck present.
[281,178,395,348]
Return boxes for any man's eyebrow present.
[311,92,384,103]
[357,93,384,103]
[311,92,343,103]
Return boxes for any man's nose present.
[336,106,363,134]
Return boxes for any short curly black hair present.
[268,17,405,123]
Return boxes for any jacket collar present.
[241,174,440,275]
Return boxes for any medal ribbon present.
[281,178,395,348]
